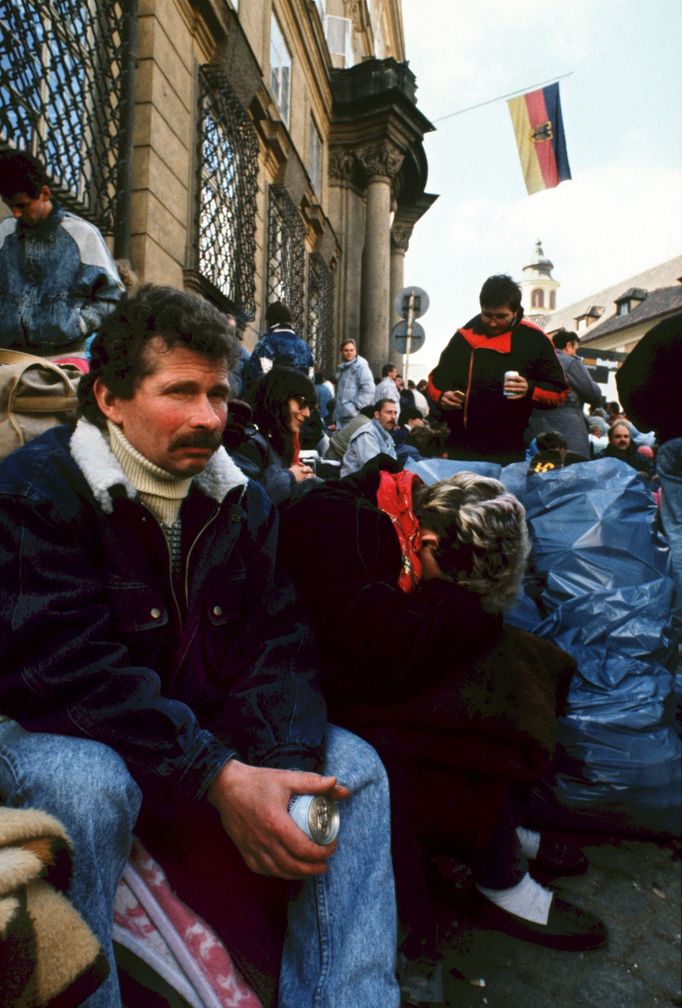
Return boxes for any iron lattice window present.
[0,0,133,234]
[266,184,305,327]
[307,252,334,369]
[197,64,258,324]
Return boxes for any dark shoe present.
[472,891,608,950]
[531,834,588,879]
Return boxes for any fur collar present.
[70,418,247,514]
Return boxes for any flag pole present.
[433,72,573,123]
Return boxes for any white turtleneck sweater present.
[107,420,192,575]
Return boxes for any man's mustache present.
[169,432,222,451]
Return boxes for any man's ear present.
[40,185,52,202]
[93,378,123,424]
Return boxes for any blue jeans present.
[0,720,399,1008]
[281,725,400,1007]
[658,438,682,643]
[0,718,141,1008]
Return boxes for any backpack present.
[0,348,82,462]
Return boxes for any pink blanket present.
[114,838,262,1008]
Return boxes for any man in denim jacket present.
[332,338,375,429]
[0,149,123,354]
[0,285,399,1007]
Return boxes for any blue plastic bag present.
[505,458,680,835]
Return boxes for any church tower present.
[520,240,560,327]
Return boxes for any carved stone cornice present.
[391,222,412,254]
[356,141,404,183]
[329,148,357,183]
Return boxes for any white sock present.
[516,825,541,860]
[477,872,553,925]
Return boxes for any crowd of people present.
[0,148,679,1008]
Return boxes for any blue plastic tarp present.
[409,456,681,834]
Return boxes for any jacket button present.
[150,607,162,620]
[212,605,223,617]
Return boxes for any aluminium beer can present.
[503,370,519,397]
[288,794,340,844]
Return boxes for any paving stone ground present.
[401,836,681,1008]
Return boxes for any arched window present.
[550,290,556,310]
[531,288,544,308]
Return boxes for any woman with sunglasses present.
[234,366,321,505]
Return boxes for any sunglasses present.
[290,393,312,409]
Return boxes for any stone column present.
[357,142,404,377]
[390,222,412,375]
[329,148,364,352]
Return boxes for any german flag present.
[508,82,571,195]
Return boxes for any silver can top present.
[306,795,340,844]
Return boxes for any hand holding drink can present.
[503,370,520,397]
[288,793,340,844]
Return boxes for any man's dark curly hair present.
[78,284,238,426]
[0,149,48,199]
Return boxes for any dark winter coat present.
[616,311,682,445]
[0,421,326,799]
[279,460,573,851]
[427,314,568,461]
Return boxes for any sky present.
[399,0,682,379]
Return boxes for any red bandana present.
[376,469,423,593]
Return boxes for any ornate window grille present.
[307,251,334,369]
[266,184,305,327]
[196,64,258,324]
[0,0,134,234]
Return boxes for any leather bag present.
[0,348,81,461]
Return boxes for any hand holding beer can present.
[503,370,519,397]
[288,793,340,844]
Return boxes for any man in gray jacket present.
[528,329,603,457]
[332,338,375,429]
[341,398,398,476]
[0,149,123,355]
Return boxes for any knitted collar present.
[375,469,423,593]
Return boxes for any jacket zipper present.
[184,506,220,610]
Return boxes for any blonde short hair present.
[412,472,529,612]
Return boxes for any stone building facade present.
[0,0,436,377]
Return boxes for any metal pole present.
[404,292,415,386]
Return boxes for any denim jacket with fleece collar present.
[0,204,124,352]
[0,420,326,798]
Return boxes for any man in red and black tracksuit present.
[427,275,568,465]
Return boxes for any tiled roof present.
[579,284,682,339]
[542,255,682,339]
